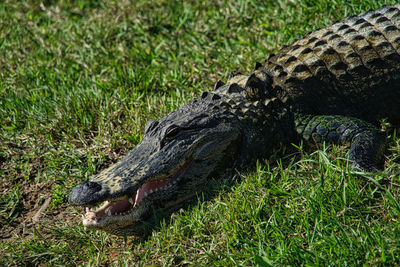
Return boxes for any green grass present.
[1,0,400,265]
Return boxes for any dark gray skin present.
[69,5,400,236]
[68,68,390,236]
[68,79,292,235]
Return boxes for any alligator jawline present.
[82,158,193,227]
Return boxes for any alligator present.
[69,5,400,236]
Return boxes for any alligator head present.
[68,67,287,235]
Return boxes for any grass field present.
[1,0,400,265]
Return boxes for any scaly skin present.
[69,5,400,236]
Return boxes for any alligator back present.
[264,5,400,126]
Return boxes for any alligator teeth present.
[108,210,111,217]
[128,197,134,205]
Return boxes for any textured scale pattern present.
[69,5,400,235]
[264,5,400,124]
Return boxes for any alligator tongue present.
[84,178,172,220]
[134,158,192,205]
[85,159,192,220]
[134,178,170,206]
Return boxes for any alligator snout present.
[69,181,103,206]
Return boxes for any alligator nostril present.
[83,181,102,191]
[69,180,103,205]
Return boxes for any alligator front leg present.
[295,114,387,171]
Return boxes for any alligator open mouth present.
[82,158,193,228]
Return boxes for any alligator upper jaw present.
[81,158,193,230]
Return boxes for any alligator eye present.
[160,125,181,149]
[164,125,180,138]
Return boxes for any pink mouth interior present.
[84,159,192,221]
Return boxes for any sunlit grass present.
[1,0,399,265]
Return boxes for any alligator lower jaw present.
[81,158,192,230]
